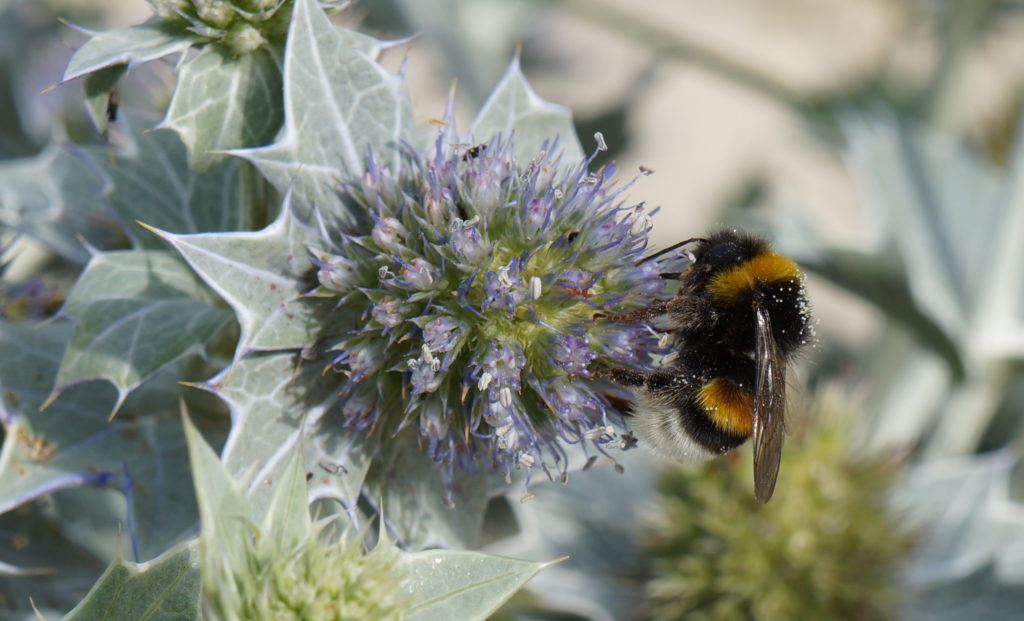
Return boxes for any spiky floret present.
[148,0,291,54]
[310,133,670,488]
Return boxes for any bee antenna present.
[639,237,706,264]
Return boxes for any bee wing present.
[752,301,787,503]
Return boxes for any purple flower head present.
[313,130,671,486]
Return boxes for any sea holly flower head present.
[148,0,291,54]
[312,133,673,485]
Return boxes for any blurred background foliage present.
[4,0,1024,619]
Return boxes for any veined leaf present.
[62,540,200,621]
[149,203,322,354]
[232,0,415,222]
[85,114,248,241]
[203,352,371,521]
[161,45,284,173]
[0,323,199,562]
[401,549,556,621]
[50,251,232,414]
[471,56,585,168]
[62,19,199,83]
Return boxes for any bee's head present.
[693,232,769,274]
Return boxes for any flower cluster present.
[205,527,409,621]
[148,0,290,54]
[643,395,913,620]
[311,133,671,487]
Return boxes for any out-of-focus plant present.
[777,113,1024,620]
[644,391,913,621]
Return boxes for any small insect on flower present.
[596,231,813,502]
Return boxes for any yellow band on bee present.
[707,251,800,303]
[697,378,754,436]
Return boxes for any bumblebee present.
[599,230,812,502]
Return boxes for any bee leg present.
[593,367,677,390]
[594,299,671,323]
[596,296,695,325]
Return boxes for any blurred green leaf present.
[0,143,119,263]
[259,445,311,552]
[485,452,654,621]
[799,246,965,381]
[0,498,106,619]
[62,540,200,621]
[51,250,231,413]
[182,414,248,575]
[0,322,198,561]
[82,64,125,135]
[363,429,488,549]
[897,450,1024,619]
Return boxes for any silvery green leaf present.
[150,203,321,354]
[904,565,1024,621]
[50,250,231,413]
[330,21,389,58]
[62,19,199,82]
[83,64,126,134]
[261,443,312,550]
[401,549,556,621]
[0,498,106,619]
[842,115,1010,337]
[362,429,488,549]
[485,451,655,621]
[0,322,198,561]
[796,246,964,381]
[972,117,1024,358]
[895,450,1024,585]
[232,0,415,222]
[160,45,283,173]
[62,540,200,621]
[206,352,370,521]
[471,56,584,168]
[0,143,117,263]
[85,113,247,240]
[182,414,249,569]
